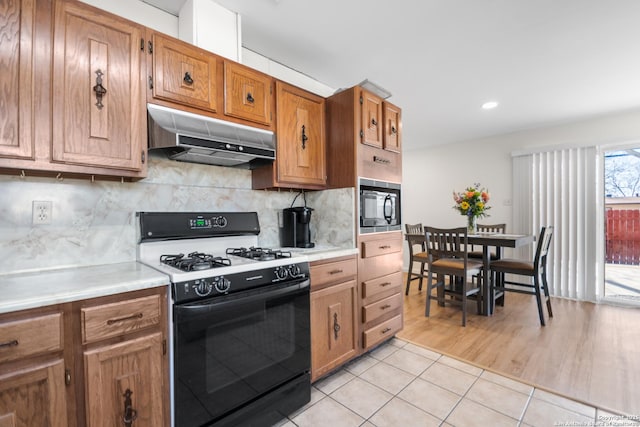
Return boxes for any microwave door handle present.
[383,195,393,224]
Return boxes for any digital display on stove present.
[190,218,212,229]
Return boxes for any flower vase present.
[467,216,477,235]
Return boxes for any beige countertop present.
[0,247,359,315]
[0,262,169,314]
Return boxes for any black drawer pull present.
[380,282,392,287]
[379,245,391,249]
[107,312,143,325]
[381,327,391,334]
[329,269,344,275]
[380,304,391,310]
[0,339,18,349]
[373,155,391,165]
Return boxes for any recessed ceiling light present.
[482,101,499,110]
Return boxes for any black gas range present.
[137,212,311,427]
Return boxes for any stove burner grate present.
[160,252,232,272]
[226,247,292,261]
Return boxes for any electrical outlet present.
[32,201,52,225]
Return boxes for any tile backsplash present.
[0,155,355,274]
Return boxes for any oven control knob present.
[213,276,231,293]
[288,264,301,277]
[275,266,289,280]
[214,216,228,228]
[194,280,213,296]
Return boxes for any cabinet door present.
[383,102,401,153]
[84,333,165,427]
[360,89,383,148]
[51,0,145,172]
[151,33,218,112]
[310,280,358,381]
[0,0,36,161]
[276,82,326,187]
[0,359,68,427]
[224,61,272,126]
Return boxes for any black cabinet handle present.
[92,69,107,110]
[333,313,341,340]
[301,125,308,149]
[391,125,397,135]
[183,72,194,85]
[0,339,18,349]
[122,389,138,427]
[371,118,378,126]
[246,92,255,103]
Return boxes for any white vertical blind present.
[512,147,597,301]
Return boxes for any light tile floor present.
[275,338,640,427]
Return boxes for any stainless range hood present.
[147,103,275,169]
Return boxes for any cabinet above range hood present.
[147,104,275,169]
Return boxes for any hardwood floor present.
[397,276,640,416]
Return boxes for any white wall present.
[80,0,178,36]
[402,109,640,271]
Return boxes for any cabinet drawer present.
[361,236,402,258]
[359,251,402,283]
[362,293,402,323]
[0,313,63,363]
[361,271,402,300]
[82,295,161,344]
[362,314,402,349]
[310,257,357,291]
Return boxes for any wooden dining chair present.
[489,226,554,326]
[469,223,507,260]
[424,226,483,326]
[405,223,429,295]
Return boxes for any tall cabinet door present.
[84,333,164,427]
[0,0,37,160]
[0,359,68,427]
[383,101,401,153]
[276,82,326,187]
[51,0,146,172]
[360,89,383,148]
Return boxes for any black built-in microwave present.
[359,178,401,233]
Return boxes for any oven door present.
[173,279,310,427]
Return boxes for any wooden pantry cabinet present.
[252,81,326,190]
[0,0,148,179]
[0,287,169,427]
[309,255,358,381]
[326,86,402,186]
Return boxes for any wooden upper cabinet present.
[51,0,146,173]
[0,0,36,161]
[360,89,383,148]
[383,101,401,153]
[150,33,218,112]
[276,82,326,187]
[224,61,272,126]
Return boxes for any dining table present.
[405,232,536,316]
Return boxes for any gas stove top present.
[137,212,309,302]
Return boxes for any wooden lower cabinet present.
[84,332,165,427]
[310,256,358,381]
[0,287,168,427]
[0,359,68,427]
[358,232,404,352]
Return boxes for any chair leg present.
[405,260,414,295]
[542,268,553,318]
[418,262,425,291]
[425,269,434,317]
[461,284,467,327]
[533,275,546,326]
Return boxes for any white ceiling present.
[143,0,640,150]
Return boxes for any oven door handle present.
[175,279,310,314]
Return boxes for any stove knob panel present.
[213,276,231,293]
[213,216,228,228]
[275,266,289,280]
[194,280,213,297]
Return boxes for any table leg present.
[483,246,490,315]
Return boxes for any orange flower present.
[481,191,490,202]
[465,191,475,199]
